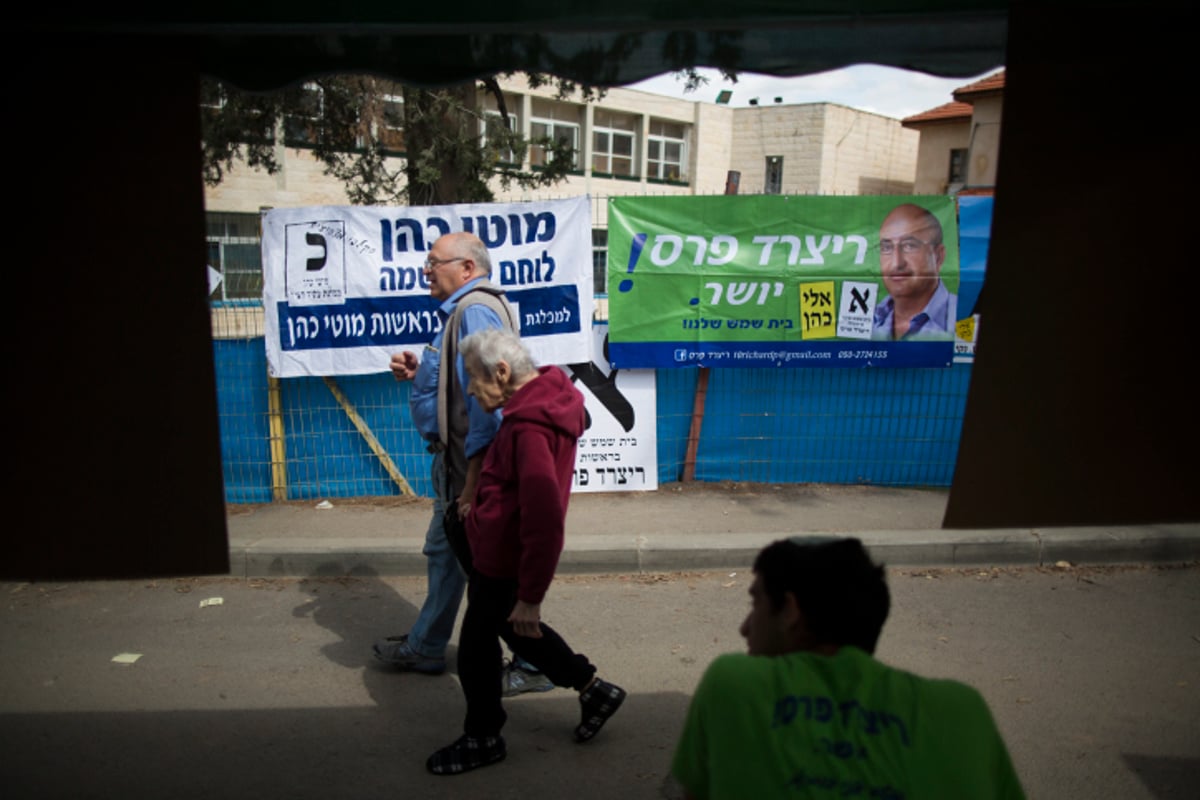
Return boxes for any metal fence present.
[213,331,969,503]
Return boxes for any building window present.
[283,82,323,146]
[647,120,687,181]
[592,110,637,177]
[200,81,274,146]
[482,109,519,165]
[529,98,582,169]
[765,156,784,194]
[948,148,968,185]
[378,93,405,153]
[206,212,263,302]
[592,228,608,295]
[530,119,580,168]
[479,90,522,165]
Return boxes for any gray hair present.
[435,231,494,278]
[460,234,493,278]
[459,327,536,381]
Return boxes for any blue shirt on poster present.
[872,281,957,341]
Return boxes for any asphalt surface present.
[2,564,1197,799]
[226,482,1200,577]
[3,483,1197,799]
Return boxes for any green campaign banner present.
[606,195,959,368]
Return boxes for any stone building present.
[204,74,920,308]
[902,70,1005,195]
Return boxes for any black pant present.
[459,570,596,738]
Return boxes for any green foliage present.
[200,67,722,205]
[199,80,291,186]
[200,72,642,206]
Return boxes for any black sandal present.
[575,678,627,742]
[426,734,507,775]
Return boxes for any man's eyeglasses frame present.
[423,256,467,272]
[878,237,939,256]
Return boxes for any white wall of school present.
[203,78,918,218]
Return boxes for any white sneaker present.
[501,659,555,697]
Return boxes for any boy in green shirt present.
[671,537,1024,799]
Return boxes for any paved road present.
[2,563,1197,799]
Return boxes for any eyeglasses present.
[879,238,937,256]
[423,256,467,271]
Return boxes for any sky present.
[622,64,1002,120]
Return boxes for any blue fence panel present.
[650,366,971,487]
[652,367,700,485]
[279,375,432,501]
[213,339,273,503]
[214,340,971,502]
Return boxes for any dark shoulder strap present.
[436,281,518,448]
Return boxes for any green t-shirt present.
[671,647,1024,800]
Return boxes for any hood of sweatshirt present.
[501,366,585,438]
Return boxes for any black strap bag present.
[443,469,473,575]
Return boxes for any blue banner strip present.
[277,285,581,351]
[608,340,953,369]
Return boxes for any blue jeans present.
[406,451,467,660]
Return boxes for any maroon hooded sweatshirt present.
[466,366,586,604]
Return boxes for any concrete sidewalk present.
[225,482,1200,577]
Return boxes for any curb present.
[226,524,1200,578]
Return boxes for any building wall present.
[818,105,918,195]
[728,104,827,194]
[966,94,1003,188]
[688,102,736,195]
[726,103,917,196]
[911,121,971,194]
[205,144,360,213]
[907,92,1004,195]
[453,76,718,230]
[499,73,697,122]
[203,81,916,219]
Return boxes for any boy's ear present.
[781,590,805,632]
[782,592,801,628]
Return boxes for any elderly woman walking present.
[425,326,626,776]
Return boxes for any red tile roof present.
[902,69,1005,126]
[953,69,1005,100]
[901,101,973,126]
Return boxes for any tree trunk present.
[403,82,490,206]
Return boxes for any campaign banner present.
[564,323,658,494]
[607,195,960,369]
[953,195,993,364]
[262,197,594,377]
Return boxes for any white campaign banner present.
[565,323,658,493]
[262,197,595,377]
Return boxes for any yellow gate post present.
[267,374,288,502]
